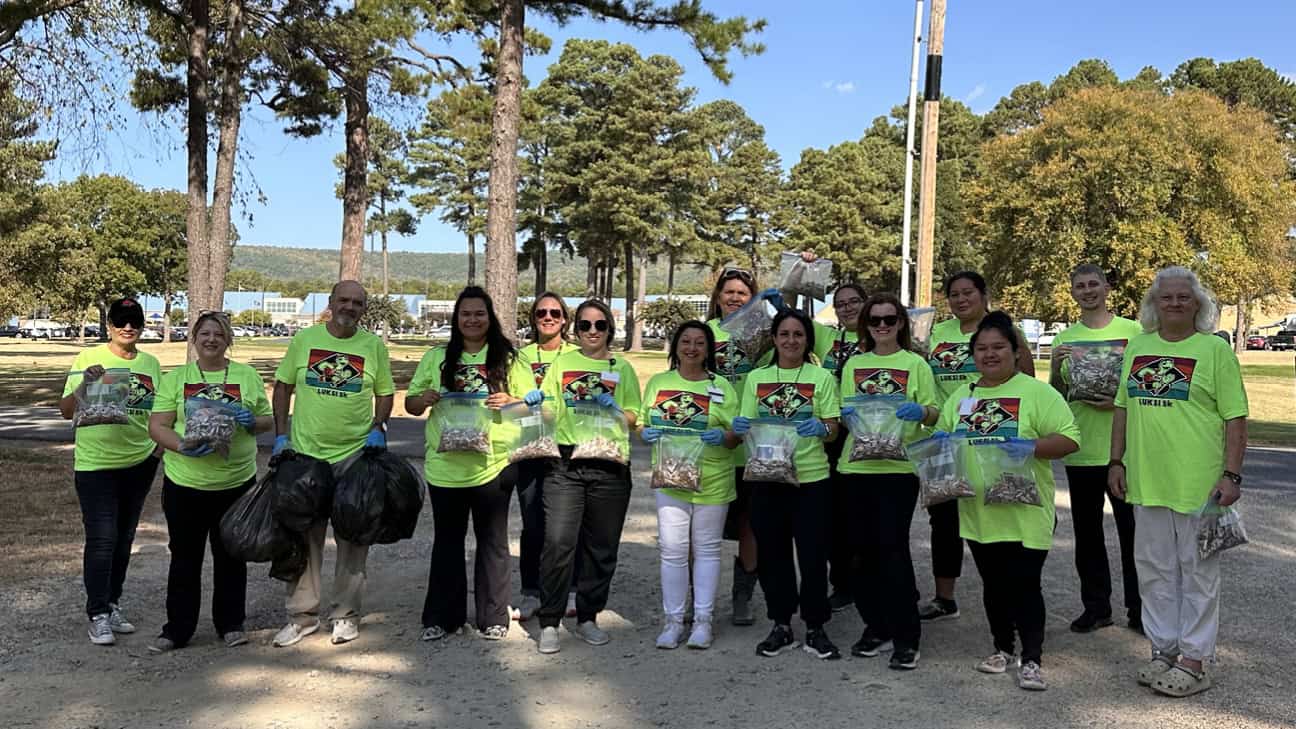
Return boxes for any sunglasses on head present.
[534,308,564,321]
[868,315,900,327]
[719,268,754,283]
[198,309,231,320]
[576,319,609,332]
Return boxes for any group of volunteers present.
[61,258,1246,698]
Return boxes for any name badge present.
[707,385,724,403]
[958,397,978,416]
[601,371,620,385]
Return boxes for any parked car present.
[1245,335,1269,351]
[169,327,188,342]
[0,325,20,338]
[20,326,51,339]
[1269,330,1296,352]
[139,329,163,342]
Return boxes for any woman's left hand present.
[795,418,828,439]
[179,443,214,458]
[231,405,256,431]
[596,392,621,413]
[1213,478,1241,507]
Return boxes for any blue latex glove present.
[596,392,621,413]
[524,389,545,406]
[795,418,829,438]
[366,427,387,449]
[895,402,926,422]
[758,288,786,311]
[731,416,751,436]
[273,434,291,456]
[997,438,1036,460]
[179,443,214,458]
[700,428,726,446]
[641,427,664,443]
[232,404,256,432]
[840,405,856,419]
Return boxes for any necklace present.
[197,359,230,387]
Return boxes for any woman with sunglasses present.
[639,321,741,650]
[920,271,1036,622]
[526,299,641,654]
[706,267,782,626]
[146,311,272,653]
[835,294,938,670]
[407,287,533,643]
[512,293,577,621]
[59,297,163,646]
[732,309,842,660]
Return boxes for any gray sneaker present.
[538,626,561,654]
[148,637,176,654]
[573,620,610,646]
[108,604,136,634]
[273,620,320,648]
[223,631,249,648]
[88,614,115,646]
[331,617,359,645]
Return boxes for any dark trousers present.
[825,433,854,595]
[74,455,159,618]
[750,478,832,629]
[927,499,964,580]
[537,449,632,628]
[847,474,921,651]
[968,540,1048,665]
[423,467,516,631]
[515,460,580,595]
[160,476,251,645]
[1065,466,1140,617]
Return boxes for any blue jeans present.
[74,455,159,617]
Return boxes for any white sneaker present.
[686,620,714,650]
[331,617,359,645]
[516,594,542,621]
[656,620,686,649]
[88,614,115,646]
[538,626,561,654]
[421,626,448,642]
[273,620,320,647]
[1018,660,1047,691]
[565,592,577,618]
[108,604,136,633]
[977,650,1020,674]
[573,620,609,646]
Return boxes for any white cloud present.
[834,81,856,94]
[822,80,834,89]
[967,83,987,102]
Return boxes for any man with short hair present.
[1050,264,1143,634]
[271,280,395,647]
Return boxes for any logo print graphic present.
[929,341,973,373]
[652,390,710,430]
[562,370,615,404]
[824,339,859,373]
[127,373,156,410]
[454,364,488,393]
[530,361,552,387]
[183,382,241,404]
[714,340,750,379]
[854,368,908,396]
[958,398,1020,437]
[306,349,365,393]
[756,382,814,420]
[1128,355,1195,400]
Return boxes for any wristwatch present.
[1222,470,1243,486]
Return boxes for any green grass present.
[1241,364,1296,380]
[1247,420,1296,446]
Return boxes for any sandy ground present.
[1,439,1294,729]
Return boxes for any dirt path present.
[1,440,1293,729]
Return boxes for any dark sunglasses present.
[868,315,900,327]
[576,319,609,332]
[109,317,143,329]
[534,308,564,321]
[719,268,754,283]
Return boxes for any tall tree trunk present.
[484,0,524,341]
[339,68,370,282]
[585,255,596,298]
[467,230,477,284]
[184,0,211,321]
[205,0,245,312]
[380,192,390,343]
[667,248,676,297]
[1233,298,1247,354]
[536,242,546,295]
[633,253,647,351]
[623,241,638,352]
[162,293,173,344]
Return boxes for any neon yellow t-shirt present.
[926,318,979,405]
[709,317,772,468]
[837,349,937,476]
[937,373,1081,551]
[1054,316,1143,467]
[816,323,860,377]
[155,361,271,490]
[1114,332,1248,514]
[740,362,841,484]
[273,324,395,464]
[517,340,577,389]
[640,370,739,505]
[63,345,162,471]
[540,350,642,449]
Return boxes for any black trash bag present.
[269,450,337,533]
[219,473,294,563]
[331,447,424,546]
[268,530,309,583]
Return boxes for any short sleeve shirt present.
[740,363,842,484]
[540,350,643,449]
[63,345,162,471]
[640,370,739,505]
[155,361,271,489]
[837,349,938,476]
[1054,316,1143,466]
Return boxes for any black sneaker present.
[889,647,920,670]
[803,629,841,660]
[1069,611,1114,634]
[756,624,797,657]
[828,591,854,613]
[850,631,893,658]
[917,597,959,621]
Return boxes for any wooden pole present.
[900,0,924,306]
[915,0,946,307]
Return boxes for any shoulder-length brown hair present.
[857,293,914,353]
[529,291,571,343]
[706,268,758,321]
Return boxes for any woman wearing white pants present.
[1109,266,1248,698]
[640,321,741,649]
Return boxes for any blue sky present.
[55,0,1296,254]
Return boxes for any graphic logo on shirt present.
[958,397,1020,438]
[305,349,365,393]
[853,368,909,396]
[714,340,751,380]
[823,338,859,373]
[756,382,814,420]
[530,361,552,388]
[182,382,242,404]
[928,342,973,374]
[562,370,616,405]
[452,363,489,393]
[1127,355,1194,401]
[126,373,155,412]
[651,390,710,430]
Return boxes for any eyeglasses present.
[576,319,609,332]
[719,268,754,284]
[534,308,564,321]
[836,298,864,308]
[867,315,900,327]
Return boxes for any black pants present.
[1065,465,1140,617]
[927,499,964,580]
[160,476,252,645]
[538,449,632,628]
[423,467,516,631]
[825,433,854,595]
[847,474,921,651]
[516,460,580,596]
[968,540,1048,665]
[74,455,159,617]
[750,478,832,629]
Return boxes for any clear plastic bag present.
[570,403,630,465]
[650,430,706,492]
[179,397,238,458]
[977,439,1042,506]
[909,307,936,357]
[778,251,833,301]
[742,418,799,486]
[906,434,974,507]
[720,298,773,366]
[843,395,908,461]
[502,400,560,462]
[434,392,492,454]
[1196,497,1249,559]
[1067,340,1127,402]
[72,367,131,427]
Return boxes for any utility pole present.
[915,0,946,307]
[900,0,925,306]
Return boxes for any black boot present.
[732,556,758,626]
